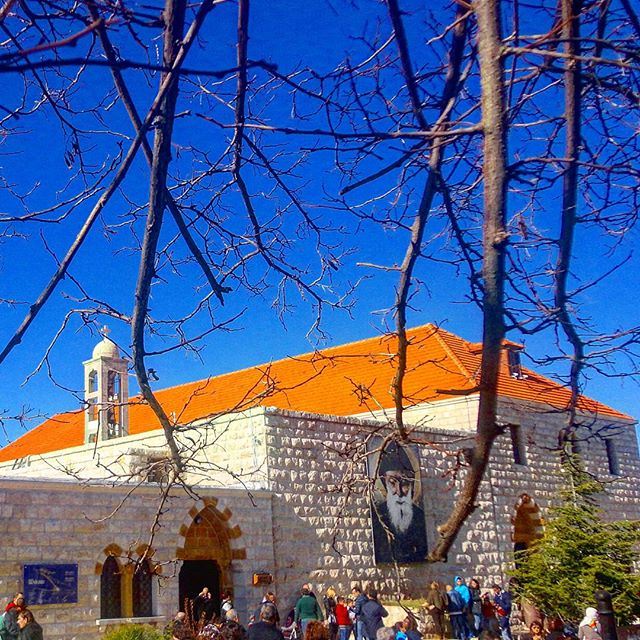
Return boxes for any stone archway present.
[175,497,247,614]
[512,494,545,626]
[512,493,544,552]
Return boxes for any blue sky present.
[0,0,638,443]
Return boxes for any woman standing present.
[480,593,496,634]
[529,620,544,640]
[578,608,602,640]
[324,588,338,640]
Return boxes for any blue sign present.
[23,563,78,605]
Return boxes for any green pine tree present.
[510,460,640,625]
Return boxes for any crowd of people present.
[170,580,606,640]
[0,593,43,640]
[0,581,606,640]
[428,578,513,640]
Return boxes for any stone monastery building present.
[0,324,638,640]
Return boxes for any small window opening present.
[507,349,526,379]
[87,398,98,422]
[146,458,171,483]
[510,424,527,466]
[88,370,98,394]
[605,439,620,476]
[570,433,581,457]
[560,432,582,466]
[107,371,121,402]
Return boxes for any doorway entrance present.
[178,560,221,614]
[177,503,246,617]
[512,493,544,567]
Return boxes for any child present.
[335,596,352,640]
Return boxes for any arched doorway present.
[512,494,545,626]
[177,505,234,615]
[512,493,544,567]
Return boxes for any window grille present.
[133,559,153,617]
[100,556,122,619]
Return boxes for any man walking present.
[359,589,387,640]
[295,586,323,635]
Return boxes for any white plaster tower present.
[83,327,129,444]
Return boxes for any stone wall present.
[0,407,270,491]
[261,402,640,613]
[0,479,273,640]
[0,398,637,638]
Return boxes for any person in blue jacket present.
[454,577,471,610]
[446,585,470,640]
[491,584,512,640]
[359,589,388,640]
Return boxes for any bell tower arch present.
[83,326,129,444]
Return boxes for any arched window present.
[133,559,153,617]
[100,556,122,619]
[106,371,122,439]
[107,371,121,401]
[88,370,98,394]
[87,398,98,422]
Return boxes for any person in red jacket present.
[5,593,24,614]
[335,597,352,640]
[1,593,25,640]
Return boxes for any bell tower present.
[83,327,129,444]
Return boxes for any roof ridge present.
[135,323,440,400]
[431,325,476,384]
[1,323,633,465]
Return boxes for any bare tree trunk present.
[429,0,508,562]
[131,0,189,472]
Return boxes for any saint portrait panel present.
[366,438,428,564]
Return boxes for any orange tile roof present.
[0,324,631,462]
